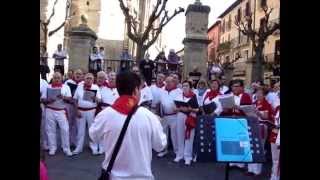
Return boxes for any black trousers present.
[98,169,108,180]
[40,65,48,81]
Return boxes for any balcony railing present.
[230,35,250,48]
[102,59,184,75]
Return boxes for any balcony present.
[217,41,232,53]
[230,35,250,48]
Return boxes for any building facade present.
[207,20,221,63]
[217,0,280,85]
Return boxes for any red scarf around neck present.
[73,78,82,84]
[156,82,165,88]
[84,83,92,90]
[111,95,138,115]
[204,90,220,101]
[51,82,62,88]
[106,81,116,89]
[165,85,177,92]
[183,90,195,98]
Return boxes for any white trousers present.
[270,143,280,180]
[45,108,71,152]
[41,105,48,149]
[161,114,178,154]
[176,113,195,161]
[66,104,77,146]
[75,109,99,152]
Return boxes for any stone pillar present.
[183,1,210,79]
[40,0,48,46]
[67,24,97,72]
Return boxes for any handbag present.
[98,105,140,180]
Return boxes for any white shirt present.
[160,88,182,115]
[41,84,71,109]
[73,84,102,108]
[40,78,48,96]
[219,85,229,95]
[53,50,67,65]
[202,89,223,115]
[90,53,103,61]
[193,88,207,106]
[266,91,280,109]
[275,110,280,146]
[100,86,119,107]
[89,107,167,180]
[150,84,164,108]
[64,79,76,85]
[139,86,153,105]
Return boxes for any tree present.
[234,4,280,82]
[40,0,72,49]
[118,0,184,63]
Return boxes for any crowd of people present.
[40,44,280,179]
[40,43,182,83]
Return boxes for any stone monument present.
[67,15,97,72]
[183,0,210,79]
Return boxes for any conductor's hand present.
[46,98,55,104]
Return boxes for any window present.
[222,19,225,33]
[245,2,251,16]
[237,8,242,22]
[228,15,232,30]
[244,50,249,59]
[260,0,267,8]
[238,29,241,44]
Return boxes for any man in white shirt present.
[64,69,84,148]
[158,75,182,158]
[40,78,49,150]
[40,72,73,156]
[89,46,103,76]
[53,44,67,75]
[219,75,229,95]
[139,78,153,109]
[97,71,119,110]
[89,71,167,180]
[150,73,165,114]
[73,73,102,155]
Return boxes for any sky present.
[45,0,237,76]
[162,0,237,55]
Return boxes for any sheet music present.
[239,105,258,118]
[83,90,96,102]
[219,95,235,109]
[47,88,61,101]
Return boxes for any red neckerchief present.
[183,90,195,98]
[156,82,165,88]
[111,95,138,115]
[255,98,274,120]
[165,85,177,92]
[51,82,62,88]
[185,115,197,139]
[204,90,220,101]
[84,83,92,91]
[240,92,252,105]
[75,80,82,84]
[106,81,116,89]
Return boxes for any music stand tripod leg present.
[225,163,230,180]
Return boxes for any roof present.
[208,20,221,32]
[218,0,242,18]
